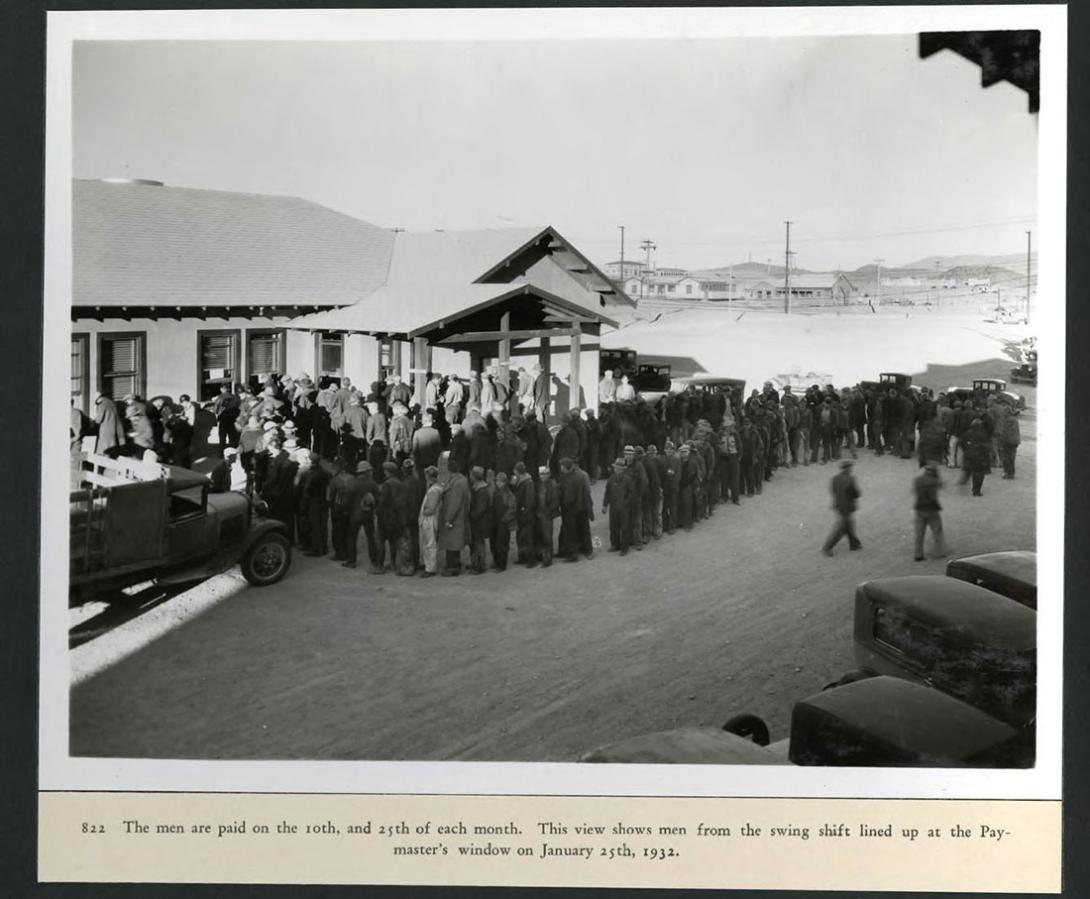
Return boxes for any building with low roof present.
[71,178,630,414]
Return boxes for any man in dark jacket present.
[637,445,660,540]
[659,441,679,534]
[340,460,379,570]
[602,457,633,555]
[557,457,591,562]
[468,466,492,574]
[583,410,601,482]
[299,451,331,556]
[623,444,648,547]
[912,463,945,561]
[551,411,582,478]
[821,460,862,555]
[376,461,412,574]
[400,459,425,570]
[534,466,560,567]
[513,462,537,566]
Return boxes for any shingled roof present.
[73,179,395,309]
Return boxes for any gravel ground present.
[70,411,1036,762]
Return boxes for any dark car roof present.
[793,677,1016,761]
[947,551,1036,587]
[580,727,781,765]
[858,576,1036,650]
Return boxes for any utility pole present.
[1025,230,1032,325]
[617,225,626,294]
[874,258,884,308]
[390,227,405,234]
[639,238,656,301]
[784,221,793,314]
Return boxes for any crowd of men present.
[71,364,1023,576]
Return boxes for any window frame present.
[315,331,345,385]
[246,327,288,387]
[97,330,147,400]
[196,328,242,403]
[71,331,90,414]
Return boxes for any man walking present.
[822,459,862,556]
[912,462,946,561]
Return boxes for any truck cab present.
[70,453,291,604]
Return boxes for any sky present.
[72,36,1038,272]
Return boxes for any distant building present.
[604,260,648,279]
[748,273,858,305]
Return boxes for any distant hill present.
[692,261,811,280]
[901,252,1037,270]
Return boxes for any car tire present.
[722,713,771,747]
[241,532,292,587]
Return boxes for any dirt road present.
[70,415,1036,762]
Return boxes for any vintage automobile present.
[1009,362,1038,386]
[851,576,1036,728]
[946,551,1037,610]
[580,677,1026,768]
[598,349,671,398]
[69,453,292,604]
[945,378,1026,410]
[674,375,747,397]
[860,372,919,396]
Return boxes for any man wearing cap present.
[822,459,862,556]
[444,375,465,426]
[551,411,582,479]
[388,401,414,466]
[644,444,664,538]
[635,446,659,540]
[658,441,679,534]
[512,461,537,566]
[557,457,594,562]
[676,443,697,531]
[467,466,493,574]
[400,458,425,570]
[365,400,387,479]
[340,460,379,570]
[418,465,444,577]
[534,465,560,567]
[411,412,442,471]
[602,457,633,555]
[385,373,413,410]
[439,459,471,576]
[622,444,647,548]
[490,470,517,571]
[912,463,946,561]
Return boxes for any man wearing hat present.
[340,459,379,570]
[400,458,425,570]
[602,457,634,555]
[912,462,946,561]
[467,466,493,574]
[822,459,862,556]
[534,465,560,567]
[376,461,411,575]
[551,412,582,479]
[418,465,444,577]
[439,459,471,576]
[512,461,537,566]
[676,443,697,531]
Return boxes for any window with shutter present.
[99,333,145,401]
[198,330,240,401]
[246,329,287,388]
[71,335,89,412]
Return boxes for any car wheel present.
[241,532,292,586]
[722,713,770,747]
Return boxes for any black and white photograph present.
[42,6,1063,803]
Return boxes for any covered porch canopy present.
[289,280,617,409]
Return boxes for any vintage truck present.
[69,453,292,604]
[944,378,1027,410]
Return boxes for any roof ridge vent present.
[100,177,165,187]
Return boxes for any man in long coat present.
[557,457,592,562]
[93,393,126,455]
[602,457,633,554]
[512,461,537,566]
[439,460,470,576]
[534,465,560,567]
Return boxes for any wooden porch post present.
[412,336,428,409]
[538,337,551,424]
[498,310,511,393]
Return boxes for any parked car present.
[946,378,1026,410]
[946,551,1037,610]
[1009,362,1038,386]
[851,576,1036,728]
[674,375,747,396]
[580,677,1026,768]
[70,452,292,604]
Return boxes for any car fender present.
[244,518,290,550]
